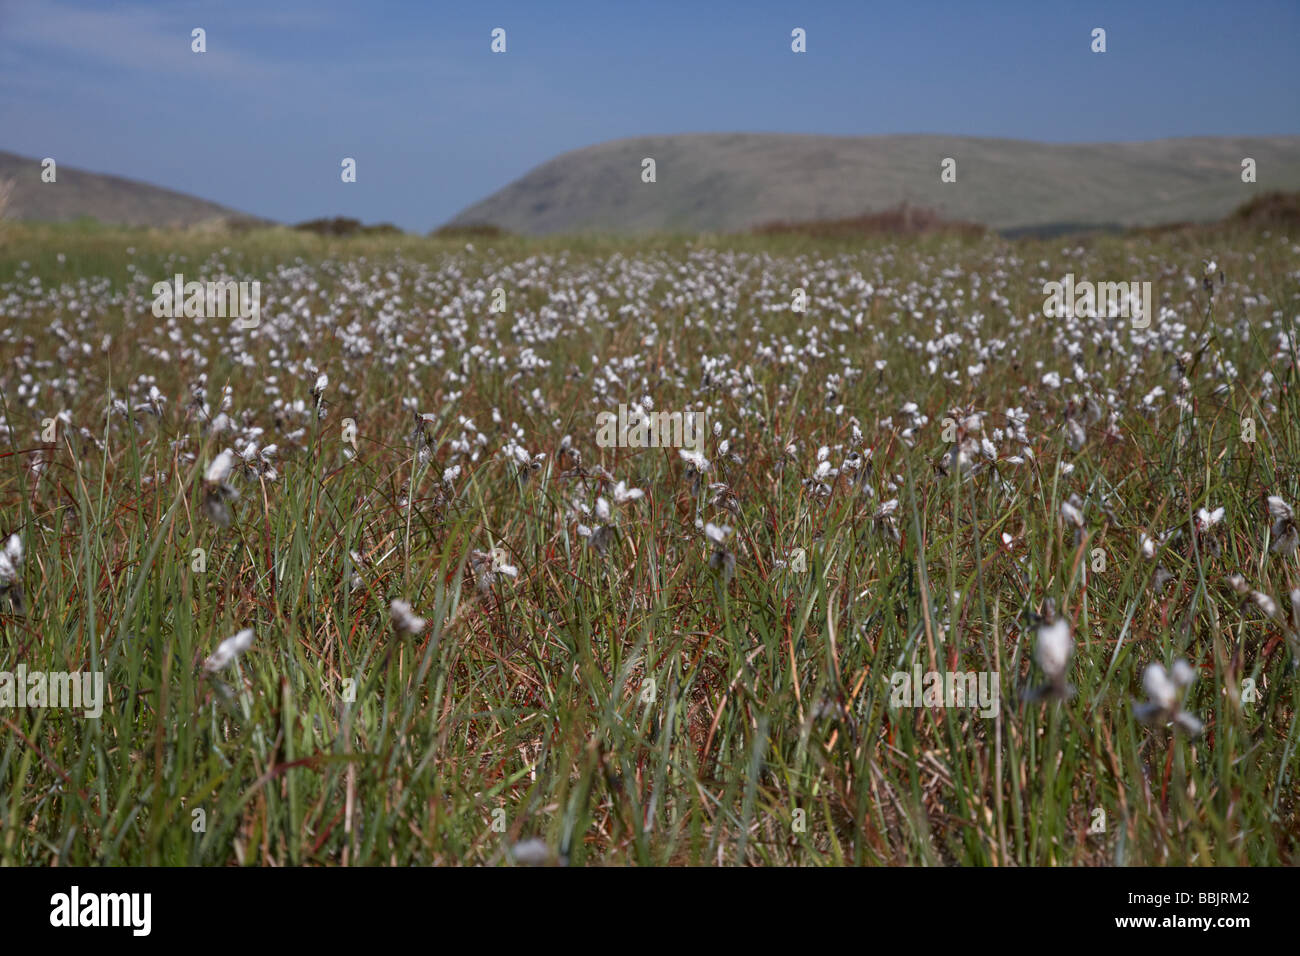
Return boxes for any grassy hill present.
[445,133,1300,235]
[0,150,268,228]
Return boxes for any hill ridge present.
[0,150,270,228]
[446,133,1300,236]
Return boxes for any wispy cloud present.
[2,0,288,87]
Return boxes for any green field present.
[0,221,1297,865]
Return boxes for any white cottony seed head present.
[1195,507,1225,532]
[1140,535,1154,559]
[1251,591,1280,618]
[510,837,552,866]
[1035,617,1072,681]
[389,599,427,634]
[0,533,22,582]
[203,628,255,673]
[205,449,235,484]
[1137,658,1203,735]
[1141,663,1178,712]
[1170,658,1196,688]
[704,522,731,545]
[612,481,644,505]
[490,547,518,578]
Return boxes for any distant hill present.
[0,151,270,228]
[445,133,1300,236]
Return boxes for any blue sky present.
[2,0,1297,231]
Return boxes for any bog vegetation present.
[0,214,1297,865]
